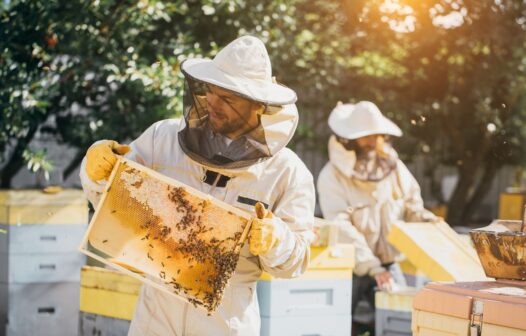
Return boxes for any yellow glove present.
[249,202,279,256]
[85,140,130,182]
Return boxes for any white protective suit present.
[317,136,435,276]
[79,104,315,335]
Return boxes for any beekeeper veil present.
[179,35,298,169]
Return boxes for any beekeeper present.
[79,36,315,336]
[317,101,437,325]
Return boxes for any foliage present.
[22,148,54,182]
[2,0,526,225]
[340,1,526,225]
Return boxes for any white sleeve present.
[258,174,316,279]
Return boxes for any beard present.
[353,145,398,181]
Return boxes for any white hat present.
[328,101,402,140]
[181,35,296,106]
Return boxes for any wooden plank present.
[388,221,488,281]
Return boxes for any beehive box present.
[258,244,354,336]
[0,189,88,226]
[79,312,131,336]
[375,288,417,336]
[80,266,141,321]
[412,281,526,335]
[79,158,252,313]
[0,282,80,336]
[499,191,526,220]
[388,221,488,281]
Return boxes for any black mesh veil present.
[178,70,274,169]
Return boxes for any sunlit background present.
[2,0,526,227]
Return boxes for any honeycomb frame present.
[78,157,252,313]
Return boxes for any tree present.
[0,0,296,187]
[327,0,526,225]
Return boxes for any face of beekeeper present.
[206,85,263,139]
[355,134,385,155]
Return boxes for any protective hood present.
[327,135,398,182]
[178,35,299,170]
[177,78,298,170]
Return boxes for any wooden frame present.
[78,157,252,313]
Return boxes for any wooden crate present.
[79,158,252,313]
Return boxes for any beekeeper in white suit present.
[317,101,437,329]
[79,35,315,336]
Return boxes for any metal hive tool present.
[79,157,252,313]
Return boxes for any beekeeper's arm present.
[79,120,168,208]
[397,162,438,222]
[249,171,316,279]
[317,166,386,277]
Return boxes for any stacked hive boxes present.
[375,289,417,336]
[0,190,88,336]
[377,221,488,336]
[78,243,354,336]
[79,266,142,335]
[257,244,355,336]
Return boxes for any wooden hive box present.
[79,158,252,313]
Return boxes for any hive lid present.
[388,221,488,281]
[0,189,87,206]
[78,158,252,313]
[414,281,526,330]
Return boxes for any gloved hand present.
[249,202,280,256]
[373,270,394,292]
[85,140,130,182]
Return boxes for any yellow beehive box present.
[412,281,526,335]
[0,189,88,225]
[388,221,488,282]
[79,158,252,313]
[375,288,418,313]
[260,243,355,280]
[80,266,141,320]
[499,192,526,220]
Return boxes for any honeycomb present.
[80,158,251,313]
